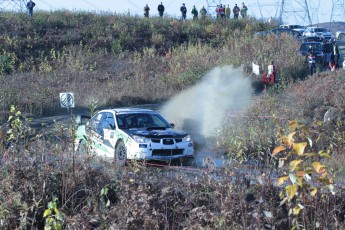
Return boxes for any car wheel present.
[339,34,345,40]
[115,141,127,167]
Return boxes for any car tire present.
[115,141,127,167]
[339,34,345,40]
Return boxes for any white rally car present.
[74,108,194,165]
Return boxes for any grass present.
[0,11,344,229]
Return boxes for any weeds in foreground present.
[273,120,335,229]
[0,107,344,229]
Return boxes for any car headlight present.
[183,135,191,142]
[133,135,150,143]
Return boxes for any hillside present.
[317,21,345,33]
[0,10,304,117]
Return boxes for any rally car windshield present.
[116,113,171,129]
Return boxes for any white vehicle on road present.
[279,24,306,34]
[75,108,194,165]
[303,26,334,40]
[335,30,345,40]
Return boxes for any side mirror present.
[170,123,175,128]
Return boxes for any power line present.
[279,0,312,25]
[125,0,141,11]
[0,0,26,11]
[330,0,345,29]
[83,0,101,11]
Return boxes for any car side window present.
[89,113,103,133]
[96,113,107,137]
[103,112,115,130]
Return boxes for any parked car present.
[335,30,345,40]
[303,36,324,43]
[255,28,303,40]
[303,27,334,40]
[298,42,324,62]
[279,24,306,34]
[74,108,195,165]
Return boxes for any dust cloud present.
[159,66,254,143]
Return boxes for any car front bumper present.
[126,141,195,161]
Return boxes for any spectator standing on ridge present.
[144,4,150,18]
[215,5,220,19]
[218,4,225,18]
[200,6,207,19]
[191,5,198,20]
[240,2,248,18]
[332,39,340,63]
[180,3,187,20]
[157,2,165,17]
[225,4,231,19]
[322,40,333,69]
[26,0,36,18]
[233,4,240,19]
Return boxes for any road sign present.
[60,92,75,108]
[252,62,260,75]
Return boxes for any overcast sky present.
[16,0,336,25]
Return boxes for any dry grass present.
[1,143,344,229]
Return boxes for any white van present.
[279,24,306,33]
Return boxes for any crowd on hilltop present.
[25,1,248,21]
[144,2,249,20]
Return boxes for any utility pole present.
[205,0,221,17]
[257,1,280,21]
[330,0,345,30]
[279,0,313,25]
[0,0,26,12]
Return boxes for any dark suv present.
[298,42,324,62]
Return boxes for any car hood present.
[316,32,332,36]
[123,128,188,138]
[299,50,323,56]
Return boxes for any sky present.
[6,0,337,25]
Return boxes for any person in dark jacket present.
[322,40,333,68]
[26,0,36,18]
[332,39,340,63]
[200,6,207,19]
[144,4,150,18]
[180,3,187,20]
[191,5,198,20]
[233,4,240,19]
[157,2,165,17]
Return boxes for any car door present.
[101,112,119,158]
[86,112,111,157]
